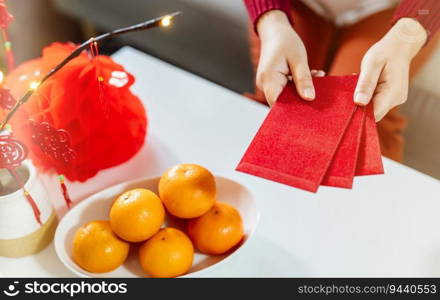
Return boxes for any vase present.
[0,160,57,257]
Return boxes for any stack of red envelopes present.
[236,75,383,193]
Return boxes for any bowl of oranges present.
[54,164,259,277]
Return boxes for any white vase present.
[0,160,57,257]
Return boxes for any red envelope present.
[236,76,358,192]
[321,105,366,188]
[355,102,384,176]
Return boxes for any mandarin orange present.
[72,220,130,273]
[139,228,194,278]
[159,164,216,218]
[110,188,165,242]
[188,202,244,255]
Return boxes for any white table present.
[2,47,440,277]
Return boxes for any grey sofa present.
[53,0,440,179]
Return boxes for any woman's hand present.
[256,10,316,106]
[354,18,427,121]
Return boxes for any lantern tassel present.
[58,174,72,208]
[8,168,41,225]
[90,39,106,115]
[2,29,14,71]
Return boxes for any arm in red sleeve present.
[392,0,440,40]
[243,0,293,32]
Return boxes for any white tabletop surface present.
[2,46,440,277]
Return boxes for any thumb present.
[354,54,383,106]
[289,62,315,101]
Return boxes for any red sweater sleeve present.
[392,0,440,39]
[243,0,293,31]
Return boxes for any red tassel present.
[0,1,14,72]
[8,168,41,225]
[0,131,40,224]
[58,174,72,208]
[2,30,14,71]
[89,39,106,114]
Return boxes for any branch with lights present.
[0,7,180,224]
[0,11,179,130]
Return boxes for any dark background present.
[6,0,254,94]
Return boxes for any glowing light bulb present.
[161,15,172,27]
[29,81,40,91]
[0,71,4,84]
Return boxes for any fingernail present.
[303,87,315,99]
[354,92,369,105]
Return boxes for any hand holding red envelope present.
[237,75,383,192]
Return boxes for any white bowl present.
[54,175,259,277]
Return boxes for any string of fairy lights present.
[0,11,180,224]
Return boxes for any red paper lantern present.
[5,42,147,182]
